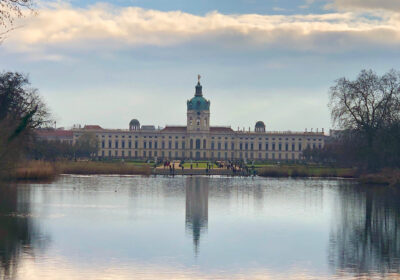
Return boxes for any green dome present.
[187,81,210,111]
[187,96,210,111]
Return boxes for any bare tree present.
[329,69,400,133]
[328,69,400,169]
[0,71,50,178]
[0,0,35,42]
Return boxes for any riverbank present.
[257,165,357,178]
[6,161,400,186]
[8,160,151,181]
[359,169,400,186]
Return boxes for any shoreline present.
[5,161,399,186]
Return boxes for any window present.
[149,151,152,157]
[285,143,288,151]
[218,142,221,150]
[129,151,131,157]
[135,141,138,149]
[128,141,132,148]
[162,141,165,149]
[102,151,105,157]
[169,141,172,149]
[109,140,112,148]
[231,142,235,150]
[144,141,147,149]
[196,139,201,149]
[149,141,152,149]
[204,118,207,126]
[122,151,125,157]
[203,139,207,149]
[272,143,276,151]
[115,140,119,149]
[115,150,118,157]
[155,142,158,149]
[197,119,200,126]
[108,150,111,157]
[298,143,302,151]
[143,151,146,157]
[239,143,242,150]
[190,139,193,149]
[211,142,215,150]
[245,143,248,150]
[102,141,105,148]
[122,141,125,148]
[292,143,295,151]
[258,143,262,150]
[182,141,185,149]
[265,143,269,151]
[278,143,282,151]
[224,142,228,150]
[250,143,254,150]
[175,142,178,149]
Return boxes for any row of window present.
[101,140,322,151]
[101,150,303,160]
[76,133,324,142]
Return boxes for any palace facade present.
[69,78,325,161]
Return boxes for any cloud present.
[327,0,400,12]
[3,2,400,57]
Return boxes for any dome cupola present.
[255,121,266,132]
[187,75,210,111]
[129,119,140,131]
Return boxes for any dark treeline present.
[305,69,400,171]
[27,133,99,161]
[0,72,50,178]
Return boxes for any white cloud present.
[327,0,400,12]
[2,2,400,57]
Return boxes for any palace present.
[42,77,326,161]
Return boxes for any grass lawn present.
[181,162,218,169]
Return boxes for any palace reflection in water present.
[185,177,209,255]
[1,177,400,279]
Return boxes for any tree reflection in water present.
[329,182,400,274]
[185,177,209,256]
[0,184,43,279]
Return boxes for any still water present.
[1,175,400,280]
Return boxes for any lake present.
[1,175,399,279]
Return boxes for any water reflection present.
[2,176,400,279]
[329,182,400,275]
[185,177,209,255]
[0,184,34,279]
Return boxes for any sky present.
[1,0,400,131]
